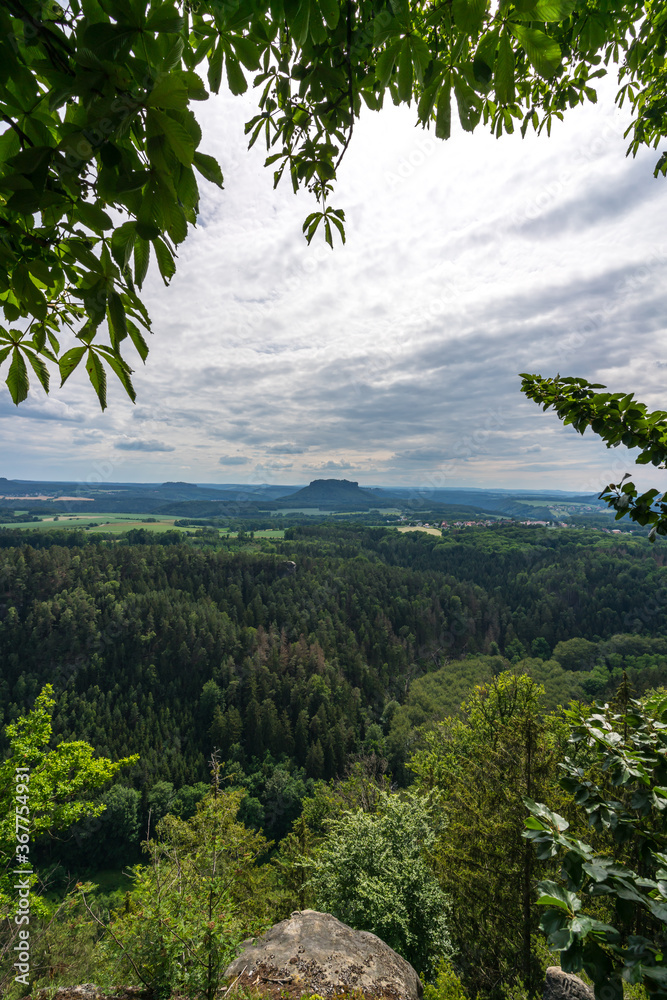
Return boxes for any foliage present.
[423,958,470,1000]
[0,685,138,899]
[307,789,451,977]
[1,0,665,405]
[1,523,666,872]
[0,684,137,994]
[520,376,667,541]
[524,691,667,999]
[96,785,277,999]
[274,758,393,913]
[409,672,567,999]
[1,887,102,1000]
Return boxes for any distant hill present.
[278,479,399,510]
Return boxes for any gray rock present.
[544,967,594,1000]
[225,909,423,999]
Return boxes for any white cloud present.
[116,440,176,452]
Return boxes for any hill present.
[277,479,399,510]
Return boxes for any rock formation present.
[224,909,423,1000]
[543,967,594,1000]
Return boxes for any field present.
[396,526,442,536]
[7,514,285,539]
[13,513,188,533]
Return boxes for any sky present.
[2,69,667,493]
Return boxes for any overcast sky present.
[3,72,666,492]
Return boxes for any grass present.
[12,513,190,533]
[7,515,286,540]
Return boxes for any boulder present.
[224,909,423,1000]
[543,967,594,1000]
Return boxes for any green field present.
[6,514,285,540]
[11,513,188,532]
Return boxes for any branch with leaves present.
[521,374,667,540]
[524,692,667,998]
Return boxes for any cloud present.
[255,460,293,471]
[115,440,176,452]
[6,80,666,494]
[266,443,306,454]
[392,449,452,463]
[312,460,355,471]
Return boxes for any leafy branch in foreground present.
[520,375,667,540]
[0,684,138,995]
[524,692,667,999]
[1,0,665,406]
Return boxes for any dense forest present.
[1,524,666,839]
[1,524,667,999]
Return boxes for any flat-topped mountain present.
[278,479,398,509]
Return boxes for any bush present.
[308,790,451,976]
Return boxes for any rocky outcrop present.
[543,968,594,1000]
[225,909,423,1000]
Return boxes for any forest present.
[1,523,667,999]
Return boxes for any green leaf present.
[318,0,339,30]
[134,238,150,288]
[77,201,113,232]
[454,77,482,131]
[152,237,176,284]
[145,3,183,32]
[207,42,223,94]
[59,346,87,385]
[495,32,515,104]
[509,24,561,78]
[23,349,50,393]
[541,909,566,935]
[6,347,29,404]
[86,350,107,410]
[287,0,310,47]
[193,152,224,188]
[537,880,579,911]
[127,320,149,363]
[515,0,578,21]
[410,36,432,84]
[110,221,137,271]
[108,291,128,346]
[147,110,196,166]
[397,40,413,103]
[146,75,189,110]
[231,35,261,71]
[97,347,137,402]
[435,80,452,139]
[225,53,248,95]
[377,41,401,89]
[453,0,487,35]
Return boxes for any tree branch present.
[335,0,355,172]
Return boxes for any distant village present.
[398,515,629,535]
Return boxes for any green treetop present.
[0,684,138,916]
